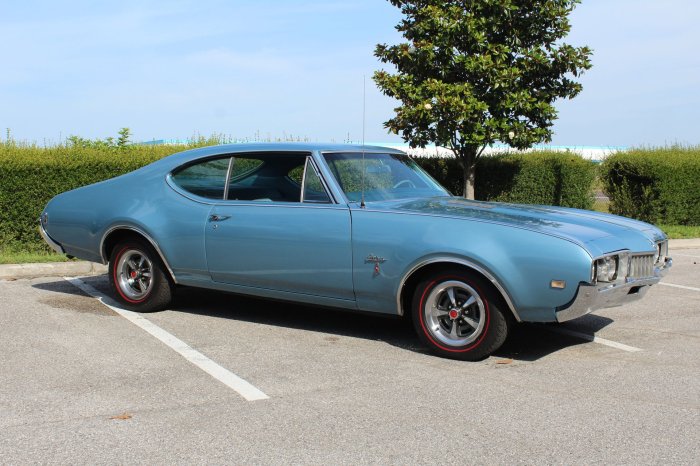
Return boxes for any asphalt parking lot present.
[1,248,699,464]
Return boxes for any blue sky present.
[1,0,698,146]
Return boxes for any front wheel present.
[412,269,510,360]
[108,239,173,312]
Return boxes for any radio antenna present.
[360,75,366,208]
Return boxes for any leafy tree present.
[374,0,592,199]
[117,127,131,147]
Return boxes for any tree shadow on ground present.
[33,276,614,363]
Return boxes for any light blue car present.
[40,143,672,360]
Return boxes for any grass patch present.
[658,224,700,239]
[0,250,73,265]
[592,199,609,213]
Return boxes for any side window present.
[227,154,306,202]
[171,157,230,199]
[171,153,333,204]
[229,158,264,181]
[302,159,331,203]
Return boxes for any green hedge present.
[1,144,596,255]
[0,144,178,253]
[416,151,596,209]
[600,146,700,225]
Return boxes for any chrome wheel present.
[423,280,486,347]
[116,249,154,301]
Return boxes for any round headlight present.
[596,256,618,282]
[654,244,661,264]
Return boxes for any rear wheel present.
[412,268,510,360]
[108,239,173,312]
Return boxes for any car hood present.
[363,197,665,257]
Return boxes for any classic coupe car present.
[40,143,671,360]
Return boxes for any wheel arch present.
[397,258,520,322]
[100,225,178,284]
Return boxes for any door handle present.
[209,214,231,222]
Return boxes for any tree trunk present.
[463,164,475,200]
[455,146,479,200]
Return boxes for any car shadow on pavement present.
[33,277,614,363]
[495,314,614,362]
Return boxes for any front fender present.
[350,209,593,322]
[395,253,520,320]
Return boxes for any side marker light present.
[550,280,566,289]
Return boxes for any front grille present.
[629,254,654,279]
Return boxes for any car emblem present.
[365,254,387,276]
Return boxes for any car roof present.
[151,142,408,172]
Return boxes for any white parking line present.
[659,282,700,292]
[548,327,643,352]
[64,277,269,402]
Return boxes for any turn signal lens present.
[550,280,566,289]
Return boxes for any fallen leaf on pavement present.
[109,413,132,420]
[496,358,513,365]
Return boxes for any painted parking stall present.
[65,277,269,402]
[1,249,699,463]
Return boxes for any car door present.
[204,153,354,301]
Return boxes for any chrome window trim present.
[320,149,406,155]
[169,155,232,203]
[222,156,234,201]
[397,256,521,322]
[320,150,412,205]
[318,150,453,204]
[99,225,178,284]
[166,174,218,205]
[315,151,351,204]
[215,202,348,211]
[167,151,339,206]
[302,156,335,204]
[166,174,347,210]
[300,157,309,203]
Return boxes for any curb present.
[0,261,107,280]
[668,238,700,249]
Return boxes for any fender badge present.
[365,254,386,276]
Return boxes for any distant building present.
[379,143,627,163]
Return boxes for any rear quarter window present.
[171,157,230,199]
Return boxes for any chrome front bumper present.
[556,256,672,323]
[39,221,65,254]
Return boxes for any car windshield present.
[323,152,450,202]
